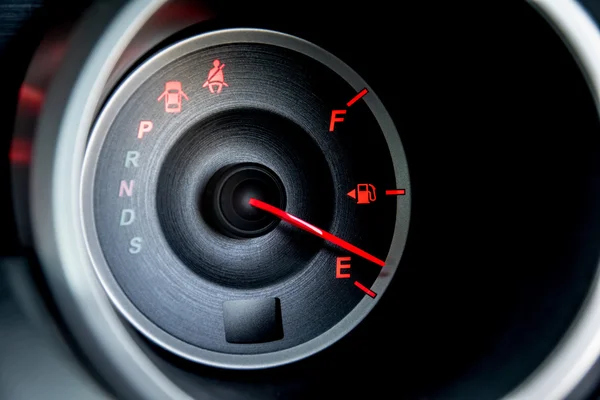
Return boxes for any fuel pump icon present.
[347,184,376,204]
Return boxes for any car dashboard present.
[2,1,600,399]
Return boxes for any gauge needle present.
[249,198,385,267]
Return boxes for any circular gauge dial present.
[82,29,410,369]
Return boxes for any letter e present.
[336,257,351,278]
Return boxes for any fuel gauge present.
[81,28,410,369]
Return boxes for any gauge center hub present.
[204,163,286,238]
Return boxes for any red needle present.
[249,198,385,267]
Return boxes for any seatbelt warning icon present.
[203,60,229,94]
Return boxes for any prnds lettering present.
[129,237,142,254]
[120,209,135,226]
[137,121,153,139]
[119,180,134,197]
[125,151,139,168]
[122,140,142,254]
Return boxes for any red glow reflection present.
[19,85,44,113]
[10,138,32,166]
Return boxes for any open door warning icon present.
[157,81,188,113]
